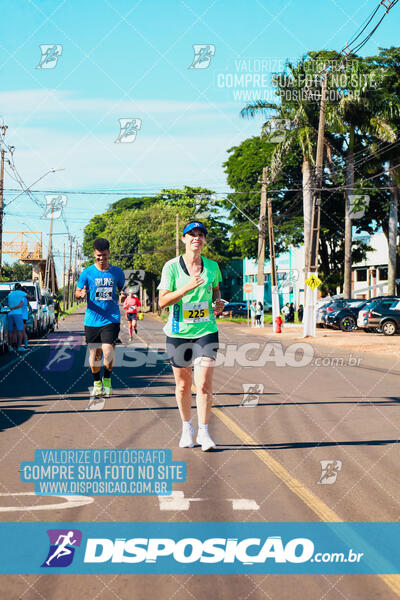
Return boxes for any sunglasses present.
[187,231,206,238]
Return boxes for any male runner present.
[123,290,141,340]
[75,238,125,398]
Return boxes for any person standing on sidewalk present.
[255,302,263,327]
[281,303,290,321]
[250,300,257,327]
[75,238,125,398]
[288,302,295,323]
[298,304,304,322]
[7,283,29,352]
[158,221,225,451]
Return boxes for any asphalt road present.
[1,307,400,599]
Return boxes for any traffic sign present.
[243,283,253,294]
[305,274,322,290]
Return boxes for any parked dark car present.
[220,302,248,317]
[365,297,400,335]
[357,296,396,331]
[318,299,357,328]
[325,299,369,331]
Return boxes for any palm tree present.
[366,47,400,295]
[331,58,396,298]
[240,61,319,274]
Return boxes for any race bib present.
[182,301,210,323]
[95,286,113,301]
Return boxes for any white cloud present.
[0,89,238,120]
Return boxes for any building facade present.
[242,246,305,308]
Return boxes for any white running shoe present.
[196,429,216,451]
[17,346,29,353]
[179,423,194,448]
[91,381,103,397]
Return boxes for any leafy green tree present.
[223,136,304,258]
[238,49,399,294]
[363,47,400,293]
[82,187,232,291]
[1,262,33,281]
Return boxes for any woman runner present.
[123,290,141,340]
[158,221,225,451]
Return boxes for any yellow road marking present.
[211,406,400,595]
[212,408,340,522]
[157,339,400,593]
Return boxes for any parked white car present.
[40,289,56,332]
[0,281,44,336]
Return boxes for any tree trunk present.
[388,160,398,296]
[343,128,354,299]
[302,156,313,268]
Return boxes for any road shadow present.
[0,409,34,432]
[224,439,400,450]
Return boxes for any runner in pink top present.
[123,291,141,340]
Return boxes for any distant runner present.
[75,238,125,399]
[53,296,61,329]
[158,221,225,451]
[123,290,141,340]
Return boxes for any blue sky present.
[0,0,399,274]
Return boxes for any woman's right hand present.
[183,275,204,293]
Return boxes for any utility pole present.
[44,198,55,289]
[63,243,66,311]
[257,167,267,290]
[176,215,179,257]
[152,279,156,313]
[0,125,8,280]
[303,72,328,337]
[50,255,56,295]
[343,128,355,299]
[388,160,399,296]
[66,235,73,310]
[71,240,78,307]
[267,197,279,331]
[255,166,268,327]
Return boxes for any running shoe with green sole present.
[102,377,112,397]
[92,381,103,397]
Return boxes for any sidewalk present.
[220,320,400,362]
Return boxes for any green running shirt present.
[158,255,222,338]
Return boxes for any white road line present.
[0,492,94,512]
[158,491,259,511]
[158,491,203,510]
[229,498,260,510]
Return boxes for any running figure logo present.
[123,269,145,293]
[317,460,342,485]
[41,529,82,568]
[241,383,264,407]
[115,118,142,143]
[43,334,83,372]
[188,44,216,69]
[42,195,67,220]
[36,45,63,69]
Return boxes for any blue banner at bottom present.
[0,522,398,574]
